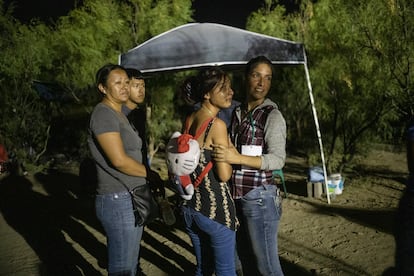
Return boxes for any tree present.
[118,0,194,163]
[245,1,315,155]
[0,0,195,170]
[145,73,184,164]
[246,0,414,173]
[303,0,413,172]
[0,2,59,170]
[39,0,193,162]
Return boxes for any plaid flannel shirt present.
[230,104,276,199]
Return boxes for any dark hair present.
[181,67,228,104]
[95,63,126,89]
[245,55,274,77]
[125,68,144,80]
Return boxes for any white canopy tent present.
[119,23,331,203]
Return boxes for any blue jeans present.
[96,191,144,276]
[236,184,283,276]
[182,206,236,276]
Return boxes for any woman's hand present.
[212,139,240,165]
[212,138,263,169]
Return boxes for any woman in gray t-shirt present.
[88,64,147,276]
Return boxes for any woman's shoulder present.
[211,117,227,131]
[208,118,228,142]
[92,102,108,115]
[90,103,120,129]
[197,116,226,137]
[92,103,116,117]
[263,104,286,128]
[263,100,284,118]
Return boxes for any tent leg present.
[303,60,330,204]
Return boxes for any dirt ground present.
[0,148,409,276]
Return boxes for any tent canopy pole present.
[303,49,330,204]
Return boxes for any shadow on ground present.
[0,157,405,275]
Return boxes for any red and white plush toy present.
[166,132,200,200]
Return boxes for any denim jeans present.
[96,191,144,276]
[235,184,283,276]
[182,206,236,276]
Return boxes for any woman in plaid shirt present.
[213,56,286,276]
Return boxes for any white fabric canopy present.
[119,23,331,203]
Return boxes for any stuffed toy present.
[166,131,200,200]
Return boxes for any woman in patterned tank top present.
[180,67,239,276]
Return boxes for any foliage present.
[50,0,132,91]
[144,73,186,164]
[0,0,194,171]
[246,4,290,39]
[119,0,193,45]
[246,1,316,156]
[118,0,194,161]
[2,0,412,175]
[302,0,413,172]
[247,0,414,173]
[0,4,58,166]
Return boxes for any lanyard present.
[248,111,256,143]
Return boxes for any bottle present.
[157,197,176,226]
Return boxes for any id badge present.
[241,145,262,171]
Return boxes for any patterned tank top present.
[184,149,238,230]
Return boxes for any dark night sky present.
[192,0,262,28]
[4,0,264,28]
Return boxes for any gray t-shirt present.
[88,103,146,194]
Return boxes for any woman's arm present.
[209,119,233,182]
[212,140,262,169]
[96,132,147,177]
[261,109,286,170]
